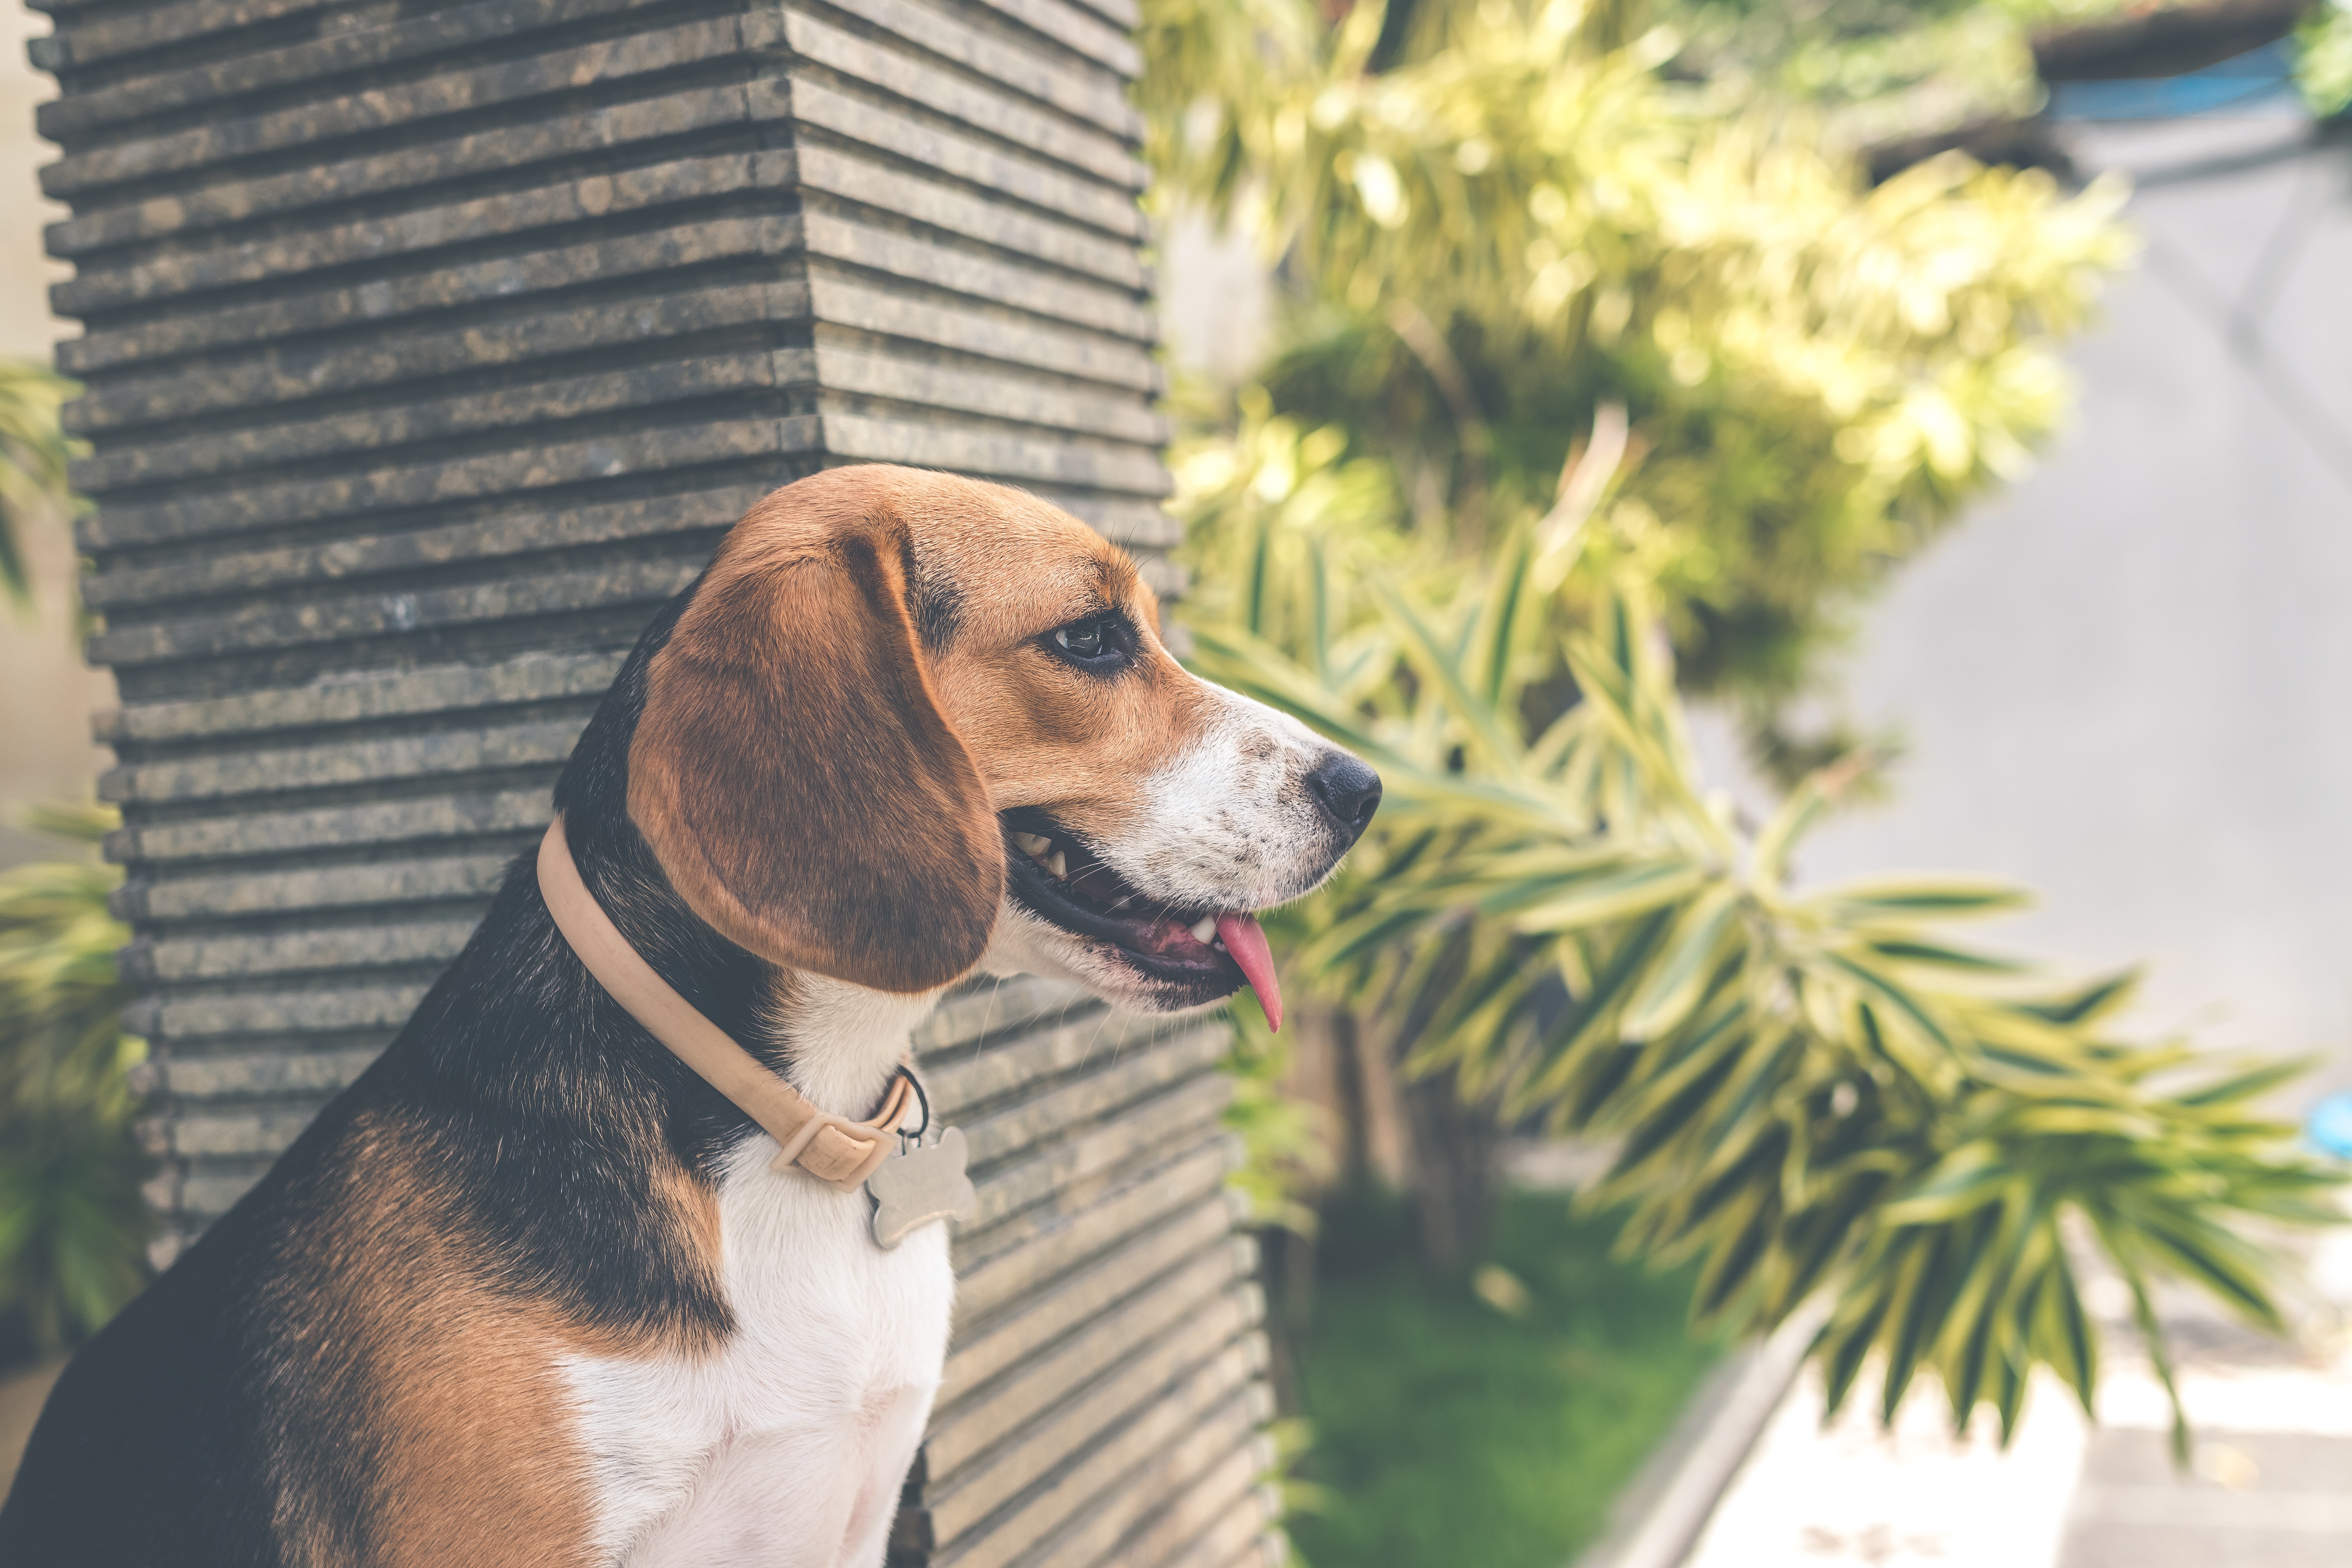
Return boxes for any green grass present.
[1286,1192,1723,1568]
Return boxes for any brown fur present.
[922,507,1216,845]
[257,1112,716,1566]
[629,467,1218,991]
[630,487,1004,993]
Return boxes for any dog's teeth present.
[1212,939,1227,952]
[1047,850,1067,878]
[1190,917,1217,944]
[1012,832,1050,856]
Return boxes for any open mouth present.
[999,809,1284,1029]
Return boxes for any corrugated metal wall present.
[33,0,1279,1560]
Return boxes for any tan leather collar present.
[536,816,917,1193]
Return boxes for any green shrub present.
[1180,434,2339,1457]
[0,805,151,1356]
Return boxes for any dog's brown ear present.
[628,517,1002,994]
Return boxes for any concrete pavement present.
[1678,1227,2352,1568]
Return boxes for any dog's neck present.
[555,812,930,1120]
[764,973,939,1118]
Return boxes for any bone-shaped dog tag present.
[867,1126,976,1250]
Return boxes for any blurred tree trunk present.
[1400,1059,1500,1275]
[1329,1007,1373,1192]
[1387,926,1503,1275]
[1256,1223,1317,1417]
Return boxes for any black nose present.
[1306,751,1382,842]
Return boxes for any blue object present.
[2048,42,2302,122]
[2308,1092,2352,1159]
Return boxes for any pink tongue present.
[1214,912,1283,1033]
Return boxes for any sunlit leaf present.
[1617,885,1744,1044]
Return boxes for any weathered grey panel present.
[36,0,1273,1559]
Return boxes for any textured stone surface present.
[36,0,1273,1559]
[2062,1430,2352,1568]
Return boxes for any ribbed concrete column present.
[33,0,1278,1560]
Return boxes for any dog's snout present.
[1305,751,1382,843]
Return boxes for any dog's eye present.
[1048,616,1127,670]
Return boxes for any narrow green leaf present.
[1751,772,1832,887]
[2172,1058,2312,1109]
[2017,969,2140,1026]
[1820,952,1958,1060]
[1993,1344,2027,1445]
[1806,877,2032,923]
[1686,1027,1804,1175]
[1769,1169,1891,1318]
[1819,1281,1895,1419]
[1566,1041,1646,1128]
[1866,937,2025,975]
[1369,576,1523,771]
[1598,1048,1748,1189]
[1516,860,1710,932]
[1883,1221,1969,1425]
[1518,907,1676,1107]
[1481,530,1534,709]
[1879,1142,2010,1226]
[1308,534,1332,682]
[1694,1189,1779,1322]
[1940,1196,2043,1430]
[2133,1214,2281,1329]
[1618,884,1744,1043]
[2042,1254,2098,1416]
[2122,1255,2190,1466]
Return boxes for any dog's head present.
[625,465,1379,1023]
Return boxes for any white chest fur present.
[562,983,955,1568]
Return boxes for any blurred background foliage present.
[1661,0,2118,137]
[0,356,147,1363]
[2301,0,2352,113]
[0,359,75,612]
[1142,0,2141,774]
[1189,447,2336,1455]
[0,804,147,1360]
[1143,0,2345,1508]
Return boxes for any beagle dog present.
[0,466,1380,1568]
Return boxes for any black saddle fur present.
[0,580,793,1567]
